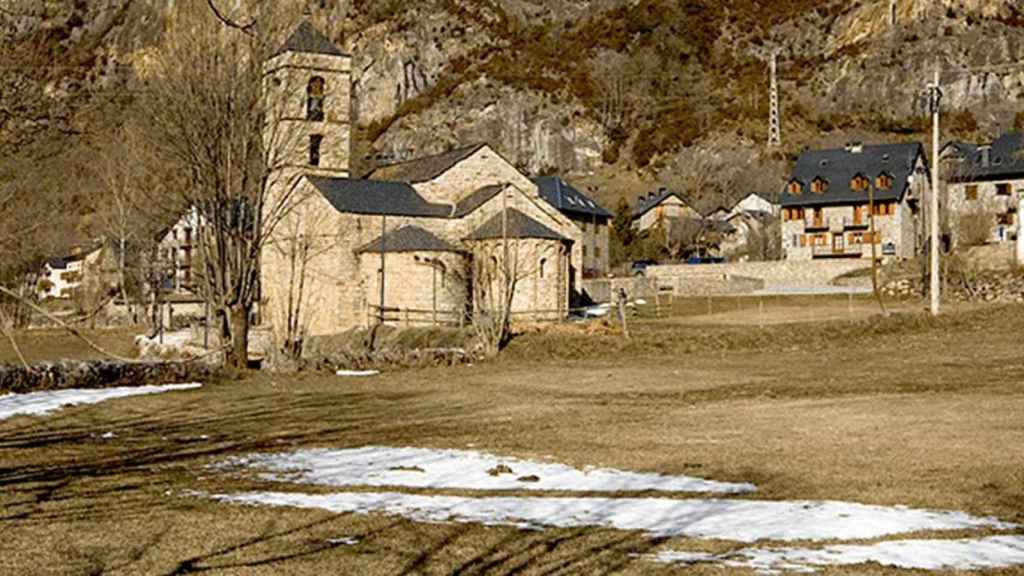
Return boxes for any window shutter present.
[800,235,807,247]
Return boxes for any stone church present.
[260,22,583,342]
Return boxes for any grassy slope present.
[0,305,1023,573]
[0,327,144,366]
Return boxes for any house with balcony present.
[945,132,1024,246]
[533,176,612,278]
[781,142,928,261]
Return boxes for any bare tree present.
[131,2,303,369]
[661,217,705,261]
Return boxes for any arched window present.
[307,77,326,121]
[538,258,547,279]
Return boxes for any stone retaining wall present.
[0,361,210,395]
[648,260,870,290]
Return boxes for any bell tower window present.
[307,77,326,121]
[309,135,323,166]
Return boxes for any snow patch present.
[226,446,755,494]
[653,536,1024,574]
[0,383,202,421]
[326,537,360,546]
[210,491,1014,543]
[335,370,380,377]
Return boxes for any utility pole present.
[768,50,781,148]
[379,214,386,325]
[927,64,942,316]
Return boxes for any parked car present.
[630,260,657,276]
[686,256,725,265]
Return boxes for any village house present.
[532,176,611,278]
[944,133,1024,246]
[781,142,928,261]
[630,188,702,233]
[259,23,582,343]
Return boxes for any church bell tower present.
[263,21,351,179]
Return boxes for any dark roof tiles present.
[465,208,570,242]
[356,226,462,254]
[949,133,1024,181]
[275,21,347,58]
[369,144,488,184]
[783,142,924,207]
[532,176,611,219]
[308,177,451,218]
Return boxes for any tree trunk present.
[225,304,250,369]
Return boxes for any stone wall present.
[781,200,914,261]
[359,250,467,325]
[413,145,535,204]
[648,259,870,291]
[947,179,1024,245]
[635,196,700,232]
[0,361,209,395]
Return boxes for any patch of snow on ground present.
[335,370,380,377]
[0,384,202,421]
[326,537,360,546]
[229,446,755,494]
[211,491,1014,543]
[653,536,1024,574]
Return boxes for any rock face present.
[8,0,1024,177]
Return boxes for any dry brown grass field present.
[1,299,1023,574]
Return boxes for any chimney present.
[637,195,645,204]
[648,192,656,200]
[980,145,992,168]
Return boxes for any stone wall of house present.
[264,51,352,178]
[947,179,1024,245]
[358,250,468,325]
[572,215,609,277]
[413,146,535,204]
[781,201,913,261]
[636,197,700,232]
[471,238,570,321]
[648,259,869,290]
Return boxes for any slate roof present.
[531,176,611,220]
[275,21,347,58]
[369,144,488,184]
[465,208,570,242]
[948,133,1024,182]
[46,257,71,270]
[453,184,504,218]
[356,226,462,254]
[782,142,925,208]
[631,189,695,219]
[307,177,452,218]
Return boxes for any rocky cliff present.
[5,0,1024,189]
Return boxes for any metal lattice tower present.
[768,51,781,148]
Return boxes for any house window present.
[582,245,588,258]
[787,181,802,196]
[965,185,978,200]
[811,178,828,194]
[851,175,870,192]
[539,258,546,279]
[309,135,323,166]
[875,173,893,190]
[997,183,1012,196]
[307,77,326,121]
[594,245,601,258]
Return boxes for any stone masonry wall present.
[648,259,869,290]
[948,179,1024,245]
[413,145,535,204]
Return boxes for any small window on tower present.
[307,77,326,121]
[309,135,323,166]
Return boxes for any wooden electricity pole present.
[768,50,781,148]
[927,64,942,316]
[868,182,889,317]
